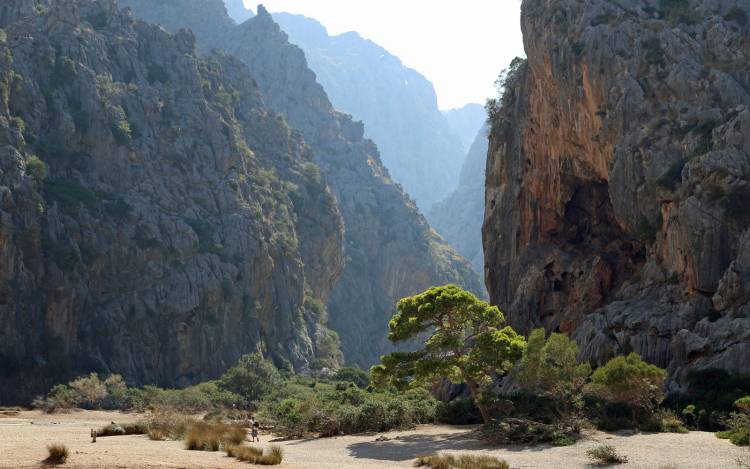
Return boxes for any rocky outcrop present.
[115,1,484,367]
[429,126,489,274]
[443,103,487,152]
[272,12,466,212]
[0,0,345,403]
[484,0,750,388]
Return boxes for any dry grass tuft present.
[586,444,628,465]
[184,421,246,451]
[225,445,283,465]
[414,453,509,469]
[97,421,148,437]
[147,412,194,441]
[44,444,69,465]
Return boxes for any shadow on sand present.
[345,429,555,462]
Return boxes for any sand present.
[0,410,746,468]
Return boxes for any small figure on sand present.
[250,416,260,443]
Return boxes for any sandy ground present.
[0,410,747,468]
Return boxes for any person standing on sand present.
[251,419,260,443]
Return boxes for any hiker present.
[251,418,260,443]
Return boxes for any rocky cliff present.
[430,126,489,274]
[111,1,484,367]
[0,0,346,403]
[484,0,750,387]
[272,12,466,212]
[224,0,253,24]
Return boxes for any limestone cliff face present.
[484,0,750,387]
[0,0,345,403]
[429,126,489,274]
[108,1,484,367]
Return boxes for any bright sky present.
[244,0,525,110]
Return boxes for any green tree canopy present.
[516,328,592,417]
[371,284,526,423]
[219,353,281,404]
[587,352,666,427]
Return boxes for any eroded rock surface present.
[0,0,345,402]
[484,0,750,387]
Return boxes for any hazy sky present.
[244,0,525,110]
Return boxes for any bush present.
[515,329,591,418]
[44,444,69,465]
[26,155,46,181]
[97,421,147,437]
[334,367,370,389]
[725,7,749,26]
[436,398,482,425]
[480,418,578,446]
[656,159,686,191]
[645,409,688,433]
[586,444,628,465]
[587,353,666,427]
[414,454,509,469]
[219,353,281,405]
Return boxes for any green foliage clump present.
[586,444,628,465]
[85,11,108,30]
[185,218,224,255]
[111,119,132,146]
[258,377,437,438]
[0,29,6,44]
[436,398,482,425]
[642,37,666,67]
[334,367,370,389]
[219,353,281,405]
[415,454,509,469]
[659,0,699,24]
[516,329,592,418]
[371,285,526,424]
[486,57,527,128]
[26,155,46,181]
[587,353,666,427]
[44,179,99,214]
[50,56,77,89]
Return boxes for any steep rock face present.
[0,0,344,403]
[484,0,750,387]
[443,103,487,152]
[429,126,489,274]
[272,13,466,212]
[118,1,484,367]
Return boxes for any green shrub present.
[436,398,482,425]
[44,444,69,465]
[218,353,281,405]
[586,444,627,465]
[50,56,76,89]
[587,353,666,428]
[515,329,591,418]
[44,180,100,214]
[112,120,132,146]
[648,409,689,433]
[334,367,370,389]
[480,418,578,446]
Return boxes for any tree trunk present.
[464,377,491,425]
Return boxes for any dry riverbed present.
[0,410,746,468]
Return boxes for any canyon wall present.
[484,0,750,387]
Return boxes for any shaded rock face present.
[111,1,484,367]
[429,126,489,274]
[443,104,487,152]
[0,0,345,403]
[484,0,750,387]
[272,12,466,212]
